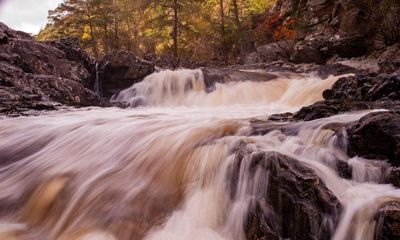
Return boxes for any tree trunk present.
[113,0,119,50]
[172,0,179,58]
[220,0,228,64]
[232,0,243,56]
[84,3,99,58]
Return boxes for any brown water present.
[0,69,398,240]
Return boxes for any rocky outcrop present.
[0,22,98,115]
[375,201,400,240]
[292,73,400,121]
[384,167,400,188]
[291,34,369,64]
[98,51,155,98]
[248,0,400,65]
[347,111,400,165]
[245,40,295,64]
[323,73,400,101]
[378,44,400,74]
[230,148,341,240]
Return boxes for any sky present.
[0,0,63,34]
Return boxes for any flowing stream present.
[0,69,399,240]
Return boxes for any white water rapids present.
[0,69,399,240]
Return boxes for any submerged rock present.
[230,150,341,240]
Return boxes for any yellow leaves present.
[81,25,92,41]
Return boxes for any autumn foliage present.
[255,11,297,43]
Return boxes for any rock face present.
[245,40,295,64]
[248,0,400,65]
[291,34,369,64]
[375,201,400,240]
[323,73,400,101]
[230,149,341,240]
[98,51,155,98]
[378,44,400,74]
[347,111,400,164]
[0,22,98,115]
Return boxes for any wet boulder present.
[230,149,341,240]
[367,74,400,101]
[375,201,400,240]
[384,167,400,188]
[347,111,400,164]
[99,51,155,98]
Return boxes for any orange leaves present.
[255,12,297,42]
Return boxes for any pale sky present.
[0,0,63,34]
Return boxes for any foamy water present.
[0,69,398,240]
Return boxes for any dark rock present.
[248,0,382,65]
[294,100,366,121]
[375,201,400,240]
[45,37,94,86]
[317,63,356,79]
[293,72,400,121]
[245,40,295,64]
[230,149,341,240]
[336,160,352,179]
[201,68,277,91]
[267,112,294,122]
[291,34,369,64]
[378,44,400,74]
[334,0,375,37]
[0,22,98,115]
[367,74,400,101]
[329,72,400,102]
[99,51,155,98]
[347,111,400,164]
[384,167,400,188]
[291,37,326,64]
[322,75,361,101]
[28,74,98,106]
[245,201,280,240]
[294,100,400,121]
[328,35,369,58]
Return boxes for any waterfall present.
[111,69,344,108]
[0,69,398,240]
[94,62,102,98]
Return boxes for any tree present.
[37,0,277,63]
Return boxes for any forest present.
[37,0,276,62]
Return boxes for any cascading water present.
[0,69,399,240]
[94,62,101,98]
